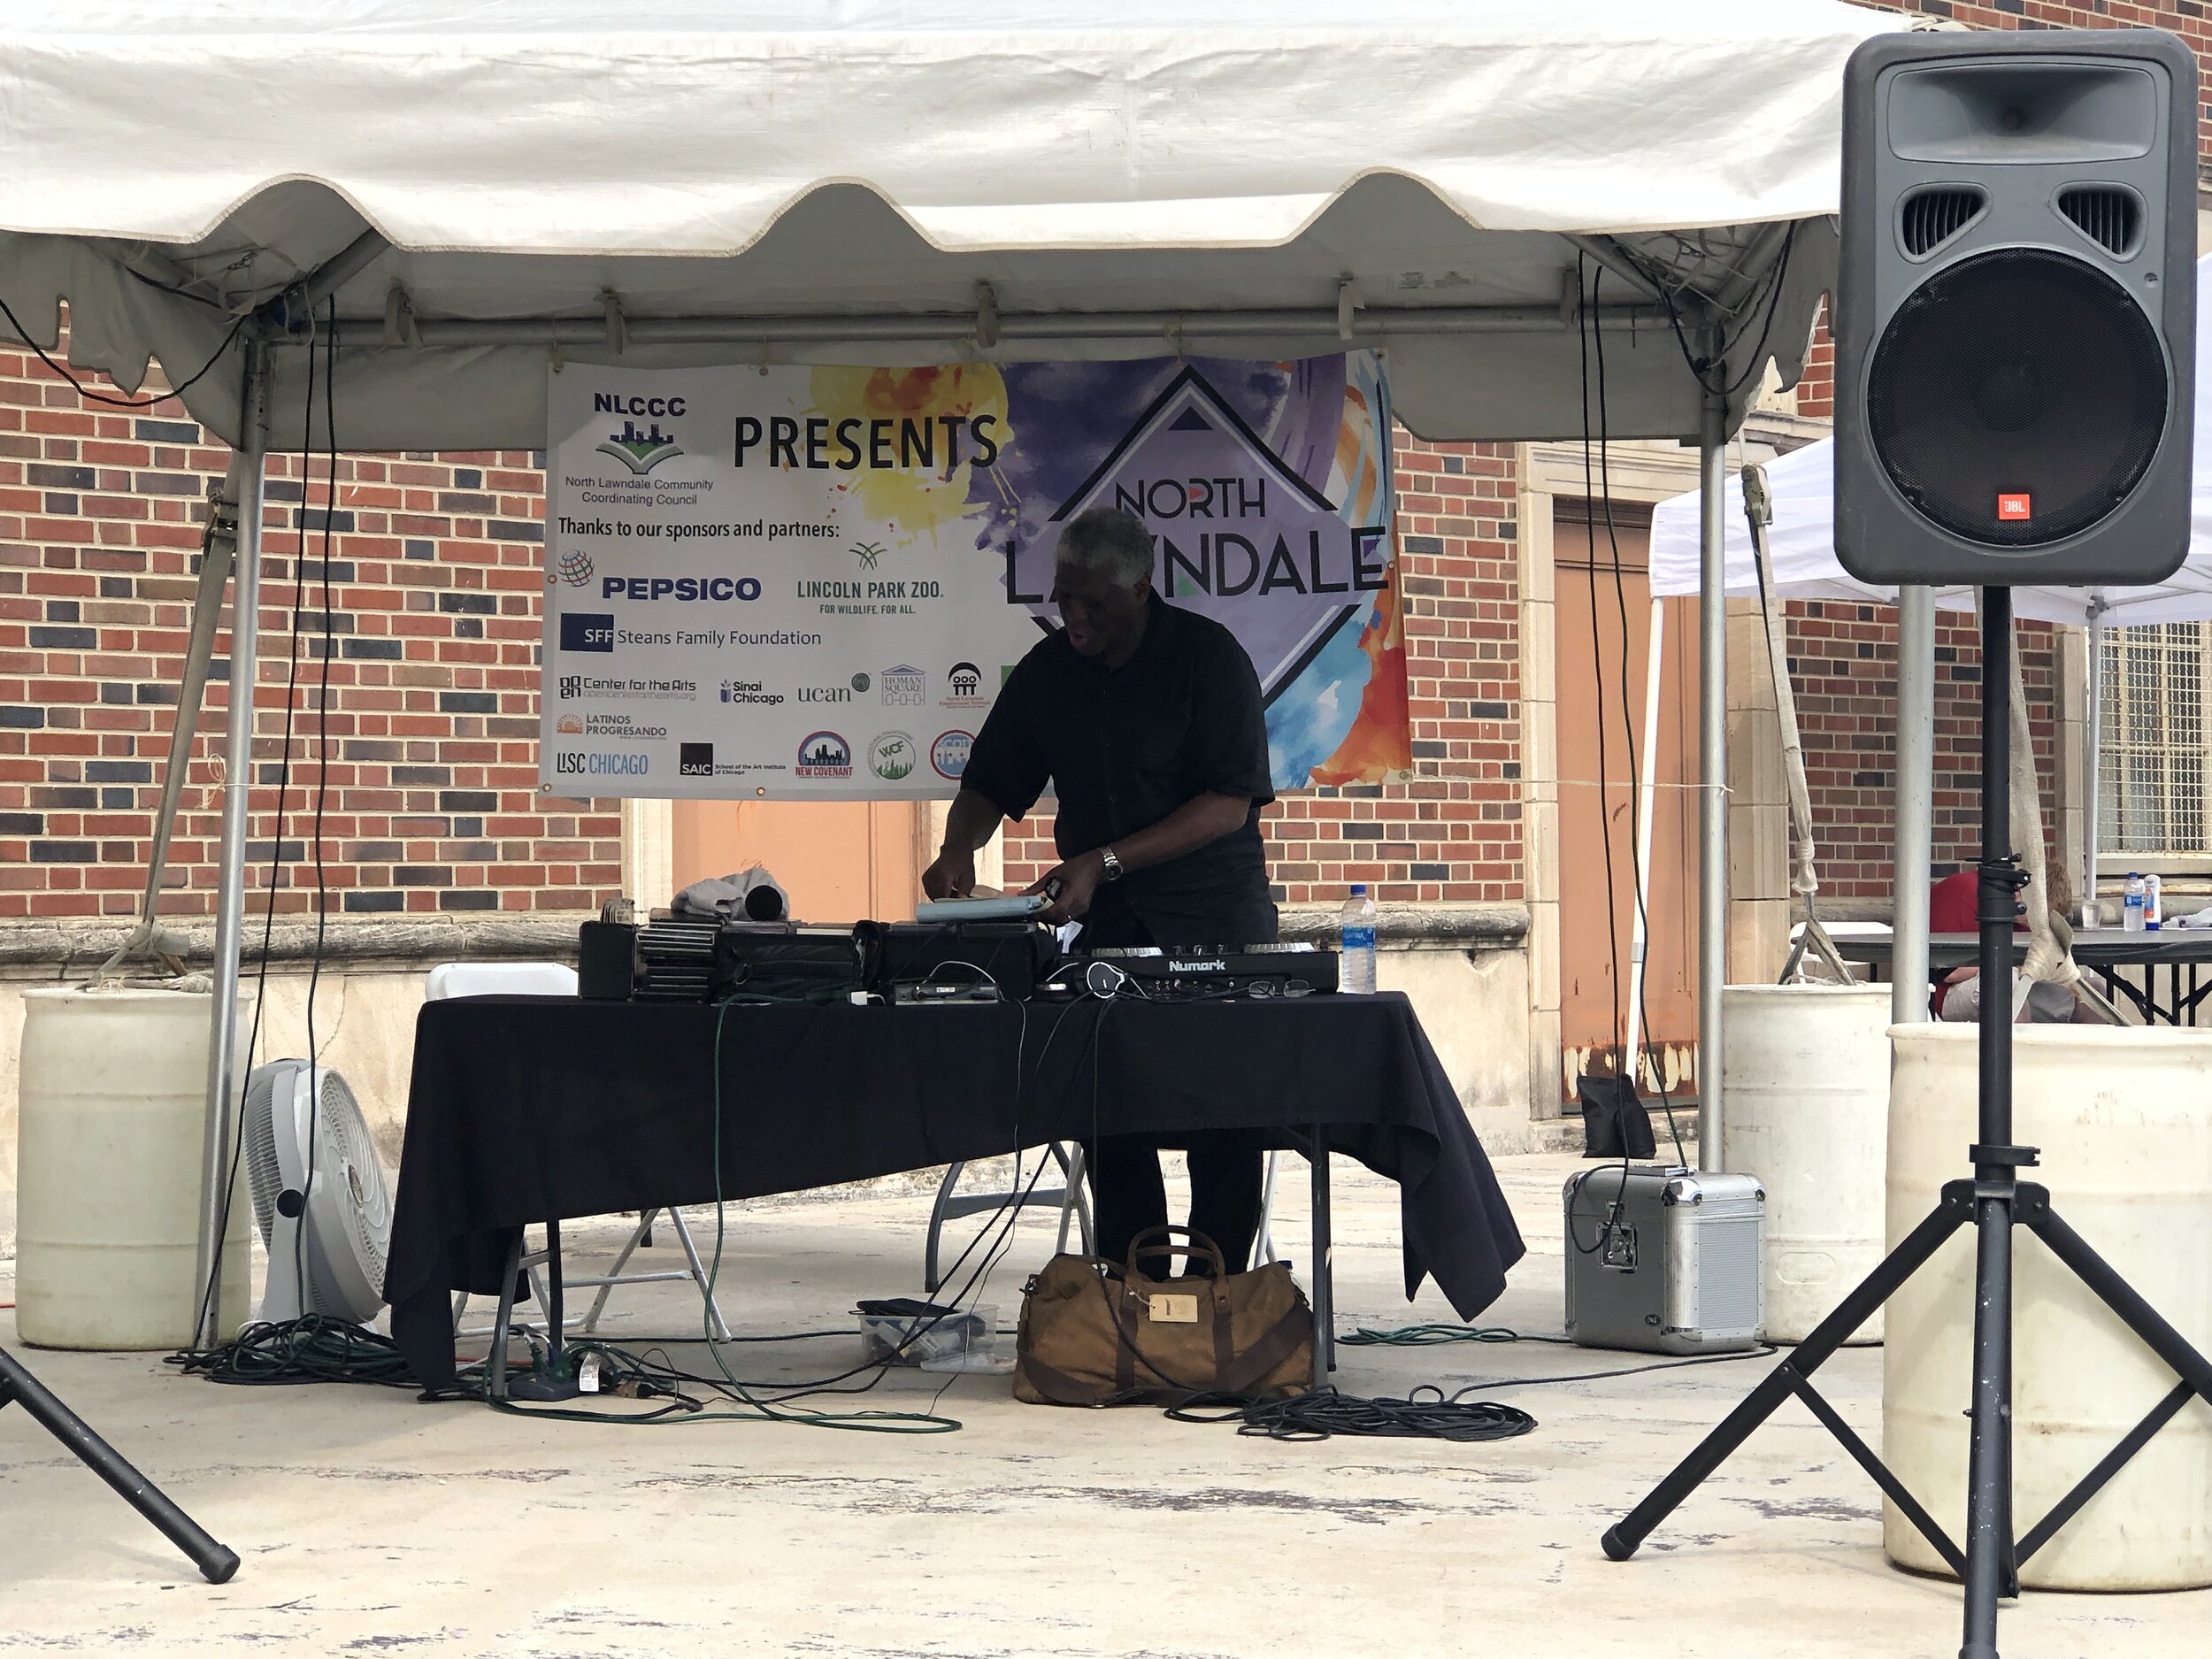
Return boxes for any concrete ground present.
[1,1152,2202,1659]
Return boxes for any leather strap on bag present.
[1125,1225,1230,1297]
[1210,1303,1313,1396]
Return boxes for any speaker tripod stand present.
[1601,588,2212,1659]
[0,1344,239,1583]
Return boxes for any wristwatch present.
[1098,845,1125,882]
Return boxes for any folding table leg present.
[1054,1143,1093,1256]
[542,1219,566,1369]
[1309,1126,1335,1379]
[1254,1150,1282,1264]
[667,1208,733,1340]
[487,1231,525,1402]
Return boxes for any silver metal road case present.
[1564,1165,1766,1355]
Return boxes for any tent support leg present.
[1695,380,1727,1170]
[192,342,271,1352]
[99,468,245,974]
[1623,597,1665,1082]
[1893,586,1936,1024]
[2082,602,2107,926]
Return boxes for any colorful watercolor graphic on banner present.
[540,354,1411,799]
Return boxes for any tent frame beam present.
[305,299,1670,353]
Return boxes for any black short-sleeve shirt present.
[962,596,1276,945]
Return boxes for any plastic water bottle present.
[2144,872,2162,931]
[1340,884,1378,995]
[2124,872,2147,933]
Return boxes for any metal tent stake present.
[1600,588,2212,1659]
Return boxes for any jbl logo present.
[1996,493,2033,522]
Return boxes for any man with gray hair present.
[924,504,1277,1271]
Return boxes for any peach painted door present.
[671,801,935,923]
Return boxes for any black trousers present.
[1077,901,1266,1275]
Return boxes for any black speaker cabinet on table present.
[1836,30,2196,588]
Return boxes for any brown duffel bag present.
[1013,1225,1314,1407]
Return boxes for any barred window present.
[2101,623,2207,856]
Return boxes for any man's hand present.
[921,847,977,901]
[1028,849,1107,925]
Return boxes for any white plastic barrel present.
[17,987,250,1350]
[1721,983,1891,1343]
[1885,1023,2212,1590]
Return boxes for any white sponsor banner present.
[540,355,1405,800]
[541,364,1038,799]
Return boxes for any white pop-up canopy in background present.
[1655,257,2212,628]
[0,0,1910,1337]
[1649,256,2212,627]
[1649,254,2212,917]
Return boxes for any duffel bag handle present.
[1125,1225,1227,1283]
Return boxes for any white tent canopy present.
[1648,256,2212,628]
[0,0,1896,451]
[0,0,1913,1338]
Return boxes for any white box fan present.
[242,1061,394,1325]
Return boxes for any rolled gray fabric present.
[672,864,790,922]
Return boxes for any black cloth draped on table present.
[384,992,1525,1391]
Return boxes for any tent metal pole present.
[296,229,390,313]
[2082,600,2108,926]
[1696,378,1727,1170]
[1623,597,1666,1079]
[318,300,1665,352]
[1892,586,1936,1025]
[192,340,270,1350]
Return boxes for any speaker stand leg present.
[1602,1186,1970,1563]
[1611,590,2051,1659]
[0,1345,240,1583]
[1959,1178,2017,1658]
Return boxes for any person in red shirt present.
[1928,863,2087,1019]
[1928,869,1988,936]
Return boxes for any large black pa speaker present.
[1836,29,2196,588]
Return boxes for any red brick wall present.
[0,338,622,920]
[1000,437,1526,907]
[1786,602,2063,900]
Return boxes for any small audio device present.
[579,918,641,1001]
[710,923,868,1002]
[1563,1165,1766,1356]
[861,919,1056,1003]
[1079,942,1338,999]
[618,916,867,1002]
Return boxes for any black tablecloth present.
[385,992,1526,1390]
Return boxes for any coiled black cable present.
[1168,1384,1536,1443]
